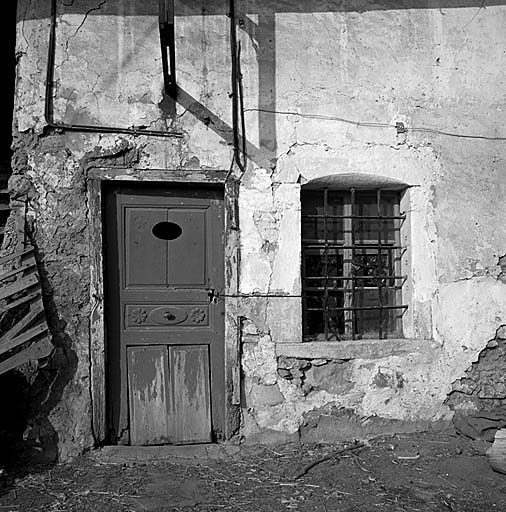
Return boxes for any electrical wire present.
[243,107,506,141]
[227,0,248,182]
[219,294,302,298]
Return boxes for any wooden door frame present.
[87,167,241,445]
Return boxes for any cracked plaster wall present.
[237,2,506,440]
[10,0,506,456]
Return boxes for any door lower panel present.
[127,344,212,445]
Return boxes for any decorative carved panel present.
[125,304,208,328]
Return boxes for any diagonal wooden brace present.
[159,0,177,97]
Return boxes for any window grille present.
[301,187,407,341]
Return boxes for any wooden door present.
[105,184,225,445]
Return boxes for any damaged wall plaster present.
[8,0,506,457]
[447,326,506,413]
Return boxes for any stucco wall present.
[11,0,506,458]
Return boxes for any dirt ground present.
[1,428,506,512]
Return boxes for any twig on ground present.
[292,442,368,480]
[350,452,371,473]
[397,454,420,460]
[318,496,329,512]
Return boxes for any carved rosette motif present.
[133,216,150,231]
[189,308,206,324]
[130,307,148,324]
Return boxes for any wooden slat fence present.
[0,245,53,375]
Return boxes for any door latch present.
[207,288,220,303]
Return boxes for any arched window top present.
[302,173,410,191]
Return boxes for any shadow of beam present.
[176,87,273,170]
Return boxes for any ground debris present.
[1,430,506,511]
[291,441,368,480]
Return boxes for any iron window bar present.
[376,189,384,339]
[303,244,403,249]
[323,188,329,340]
[302,187,405,341]
[306,305,408,312]
[350,188,356,340]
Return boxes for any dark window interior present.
[301,188,407,341]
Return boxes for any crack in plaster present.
[20,0,34,48]
[53,1,106,104]
[498,254,506,283]
[65,0,106,52]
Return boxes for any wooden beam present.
[0,337,52,376]
[0,302,44,345]
[0,246,33,266]
[0,290,41,315]
[159,0,176,97]
[0,273,39,301]
[0,261,37,283]
[0,320,48,357]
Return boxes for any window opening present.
[301,187,407,341]
[152,221,182,240]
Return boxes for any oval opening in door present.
[152,221,183,240]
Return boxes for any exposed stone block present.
[372,368,405,390]
[478,384,506,400]
[247,383,285,407]
[447,330,506,413]
[497,325,506,341]
[305,361,354,395]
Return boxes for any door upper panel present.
[124,206,208,287]
[126,208,167,286]
[166,209,206,286]
[121,190,220,291]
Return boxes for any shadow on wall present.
[20,0,506,19]
[0,236,78,491]
[28,0,505,173]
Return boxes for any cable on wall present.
[244,107,506,142]
[227,0,247,182]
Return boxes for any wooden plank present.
[0,274,39,301]
[0,319,48,357]
[89,178,107,443]
[224,178,241,439]
[0,301,44,344]
[0,337,53,376]
[0,290,41,315]
[88,168,228,183]
[0,261,37,282]
[168,345,212,444]
[127,345,171,445]
[0,246,33,266]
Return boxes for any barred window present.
[301,187,407,341]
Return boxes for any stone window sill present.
[276,338,439,360]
